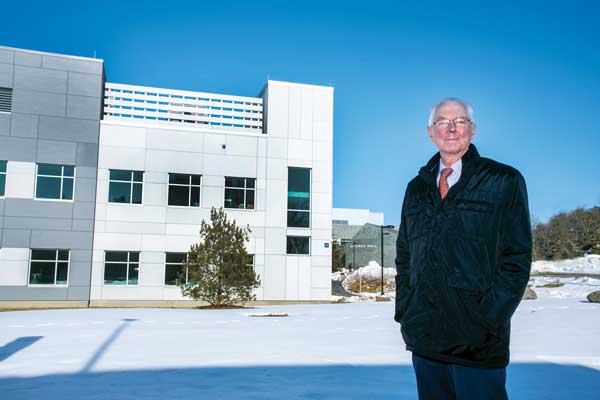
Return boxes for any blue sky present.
[2,1,598,224]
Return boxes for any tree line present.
[533,206,600,260]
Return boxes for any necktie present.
[439,167,453,199]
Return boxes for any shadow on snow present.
[0,336,43,362]
[1,362,599,399]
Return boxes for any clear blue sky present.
[2,1,598,225]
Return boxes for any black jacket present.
[394,144,532,369]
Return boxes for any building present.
[332,207,384,226]
[332,209,397,269]
[0,46,333,307]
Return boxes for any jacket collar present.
[418,144,480,187]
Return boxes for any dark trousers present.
[412,353,508,400]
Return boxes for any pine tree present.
[179,207,260,306]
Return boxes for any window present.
[35,164,74,200]
[224,177,255,209]
[0,160,6,197]
[287,236,310,255]
[168,173,201,207]
[287,167,311,227]
[29,249,69,285]
[104,251,139,285]
[108,170,143,204]
[165,252,188,285]
[0,87,12,113]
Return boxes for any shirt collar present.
[439,158,462,176]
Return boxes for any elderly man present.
[394,98,532,400]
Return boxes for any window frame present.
[28,249,70,286]
[103,251,140,286]
[34,163,75,202]
[224,176,256,210]
[108,169,144,205]
[287,167,311,228]
[167,173,202,208]
[0,160,6,198]
[164,252,189,286]
[286,236,311,255]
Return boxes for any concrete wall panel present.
[42,56,103,75]
[36,139,77,164]
[39,116,99,143]
[0,137,37,162]
[10,113,39,138]
[100,124,146,148]
[0,49,15,64]
[68,72,102,97]
[12,89,66,117]
[1,229,31,247]
[0,63,14,88]
[30,230,93,249]
[76,143,99,167]
[0,113,9,136]
[13,66,68,94]
[5,161,35,198]
[14,51,42,68]
[66,95,101,120]
[146,149,202,173]
[147,128,204,153]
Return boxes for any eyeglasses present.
[432,117,472,128]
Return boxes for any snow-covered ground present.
[1,289,599,399]
[532,254,600,275]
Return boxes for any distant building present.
[332,207,384,226]
[332,209,397,269]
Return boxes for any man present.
[394,98,532,400]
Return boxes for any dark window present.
[286,236,310,255]
[29,249,69,285]
[104,251,139,285]
[0,87,12,113]
[224,177,255,209]
[108,170,143,204]
[287,167,310,227]
[168,173,201,207]
[165,252,188,285]
[0,160,6,197]
[35,163,75,200]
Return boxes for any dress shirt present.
[436,158,462,189]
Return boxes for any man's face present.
[427,101,476,158]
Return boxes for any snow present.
[1,290,600,399]
[1,258,599,399]
[342,261,396,295]
[532,254,600,275]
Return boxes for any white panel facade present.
[0,248,30,286]
[5,161,35,199]
[91,80,333,302]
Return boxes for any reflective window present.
[29,249,69,285]
[165,252,188,285]
[104,251,139,285]
[0,160,6,197]
[168,173,201,207]
[35,163,74,200]
[286,236,310,255]
[108,170,143,204]
[224,177,255,209]
[287,167,310,227]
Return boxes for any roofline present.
[0,45,104,63]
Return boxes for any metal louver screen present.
[0,87,13,112]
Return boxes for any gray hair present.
[428,98,474,126]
